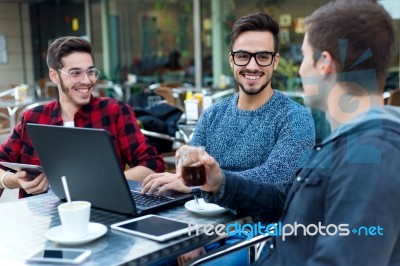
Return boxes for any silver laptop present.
[26,123,192,215]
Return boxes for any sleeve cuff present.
[203,171,238,208]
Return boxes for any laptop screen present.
[26,123,192,215]
[26,123,137,214]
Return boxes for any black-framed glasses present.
[231,51,276,67]
[58,67,101,83]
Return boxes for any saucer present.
[185,198,227,216]
[45,222,107,245]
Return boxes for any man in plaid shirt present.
[0,36,164,198]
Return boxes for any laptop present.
[26,123,193,216]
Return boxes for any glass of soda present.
[177,146,206,187]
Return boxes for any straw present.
[61,176,72,206]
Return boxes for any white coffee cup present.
[58,201,91,239]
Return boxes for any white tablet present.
[111,214,194,242]
[0,162,44,176]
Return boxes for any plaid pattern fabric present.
[0,97,165,198]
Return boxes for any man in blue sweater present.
[142,13,315,194]
[177,0,400,265]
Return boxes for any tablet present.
[111,214,194,242]
[0,162,44,176]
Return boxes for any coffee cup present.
[178,146,206,187]
[58,201,91,239]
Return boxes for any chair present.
[0,88,18,133]
[211,88,237,103]
[154,86,177,106]
[43,81,58,98]
[153,82,194,109]
[185,233,271,266]
[141,128,184,172]
[95,82,124,100]
[177,123,196,144]
[141,128,184,154]
[0,111,11,134]
[35,78,58,98]
[0,87,17,99]
[386,89,400,106]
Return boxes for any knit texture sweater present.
[191,90,315,183]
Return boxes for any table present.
[0,191,249,265]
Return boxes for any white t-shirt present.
[63,121,75,127]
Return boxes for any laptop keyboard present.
[131,191,173,208]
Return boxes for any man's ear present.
[272,53,280,71]
[49,68,59,84]
[319,51,336,75]
[229,53,234,69]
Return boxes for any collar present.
[50,96,95,124]
[233,89,280,115]
[321,106,400,145]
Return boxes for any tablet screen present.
[119,216,188,236]
[111,215,192,241]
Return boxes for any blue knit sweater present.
[191,90,315,183]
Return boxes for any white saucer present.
[185,198,227,216]
[45,222,107,245]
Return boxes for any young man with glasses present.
[142,13,315,195]
[0,36,164,198]
[178,0,400,264]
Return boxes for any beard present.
[59,76,94,107]
[237,76,272,96]
[60,77,69,94]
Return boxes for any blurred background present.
[0,0,397,92]
[0,0,399,202]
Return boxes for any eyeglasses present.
[58,68,100,83]
[231,51,276,67]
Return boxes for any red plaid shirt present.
[0,97,165,198]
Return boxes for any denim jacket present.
[205,106,400,266]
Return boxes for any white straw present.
[61,176,72,206]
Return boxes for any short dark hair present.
[305,0,396,92]
[230,12,279,52]
[46,36,92,70]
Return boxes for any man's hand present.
[16,171,49,195]
[141,172,192,195]
[176,145,224,194]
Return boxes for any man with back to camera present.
[177,0,400,265]
[0,36,164,198]
[141,12,315,195]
